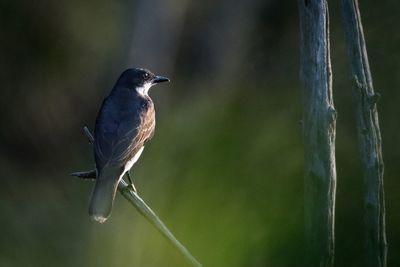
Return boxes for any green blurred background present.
[0,0,399,266]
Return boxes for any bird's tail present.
[89,170,121,223]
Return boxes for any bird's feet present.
[126,171,137,193]
[127,182,137,193]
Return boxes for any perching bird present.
[89,68,169,223]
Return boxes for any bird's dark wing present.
[93,97,142,171]
[90,96,155,222]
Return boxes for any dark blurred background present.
[0,0,399,266]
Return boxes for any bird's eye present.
[143,73,149,79]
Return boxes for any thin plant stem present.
[71,127,202,267]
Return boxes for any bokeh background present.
[0,0,399,266]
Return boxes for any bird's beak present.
[152,76,170,84]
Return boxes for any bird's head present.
[116,68,170,96]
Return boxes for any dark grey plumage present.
[89,68,169,223]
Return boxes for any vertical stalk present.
[298,0,337,266]
[340,1,388,266]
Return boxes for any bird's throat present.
[136,83,152,96]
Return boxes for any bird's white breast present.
[123,146,145,174]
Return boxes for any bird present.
[89,68,169,223]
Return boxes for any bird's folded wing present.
[94,98,142,170]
